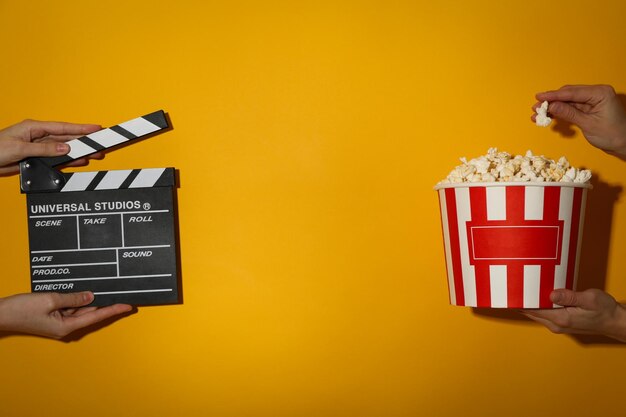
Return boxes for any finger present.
[34,136,109,147]
[64,151,105,164]
[60,308,78,316]
[521,308,563,321]
[550,289,578,307]
[66,306,99,317]
[550,289,611,310]
[63,304,133,332]
[532,100,592,116]
[33,135,87,144]
[49,291,94,310]
[550,289,593,308]
[536,86,594,103]
[0,166,20,176]
[557,84,595,91]
[19,120,101,140]
[62,159,91,168]
[571,102,594,113]
[0,154,104,175]
[7,140,71,160]
[34,134,84,142]
[531,102,542,122]
[546,102,588,126]
[536,85,614,104]
[522,312,564,333]
[523,313,596,335]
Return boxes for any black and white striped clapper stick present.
[46,110,168,167]
[20,110,169,193]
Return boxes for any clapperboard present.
[19,110,180,306]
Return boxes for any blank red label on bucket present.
[468,224,563,261]
[435,183,589,308]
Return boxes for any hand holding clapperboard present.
[20,110,180,307]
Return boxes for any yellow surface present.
[1,1,625,416]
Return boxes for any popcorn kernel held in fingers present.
[536,101,552,127]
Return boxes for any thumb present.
[550,289,587,308]
[50,291,94,309]
[547,101,588,127]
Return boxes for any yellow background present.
[1,1,625,416]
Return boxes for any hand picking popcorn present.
[522,84,626,342]
[535,101,552,127]
[439,148,591,184]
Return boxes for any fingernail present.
[551,292,562,303]
[56,143,70,153]
[83,291,94,302]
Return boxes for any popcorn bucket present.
[434,182,590,308]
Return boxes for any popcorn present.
[536,101,552,127]
[439,148,592,184]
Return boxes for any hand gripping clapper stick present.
[20,110,180,306]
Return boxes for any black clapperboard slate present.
[20,110,180,306]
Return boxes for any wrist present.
[604,303,626,342]
[0,297,10,332]
[607,145,626,160]
[609,119,626,159]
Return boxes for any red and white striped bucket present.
[435,182,590,308]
